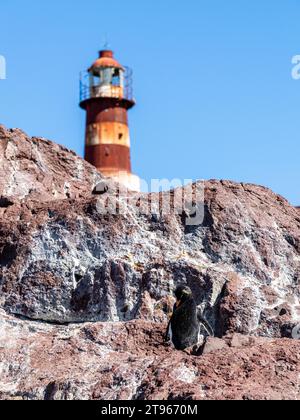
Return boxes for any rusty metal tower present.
[80,49,140,191]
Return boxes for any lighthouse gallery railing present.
[80,67,134,103]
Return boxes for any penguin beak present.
[176,299,181,308]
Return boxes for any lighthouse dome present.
[89,50,124,71]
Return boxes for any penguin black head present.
[174,285,193,307]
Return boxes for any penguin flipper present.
[165,304,177,342]
[197,311,214,337]
[165,320,172,342]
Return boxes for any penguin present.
[165,285,214,351]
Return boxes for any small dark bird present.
[165,285,214,351]
[92,181,109,195]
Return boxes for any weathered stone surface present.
[0,125,299,400]
[201,337,229,355]
[0,125,102,202]
[0,311,299,401]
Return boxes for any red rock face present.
[0,125,299,400]
[0,311,299,401]
[0,125,102,202]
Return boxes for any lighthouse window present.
[112,69,121,86]
[113,69,120,78]
[93,75,101,86]
[101,68,113,85]
[118,133,123,140]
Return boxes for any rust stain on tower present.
[80,49,140,191]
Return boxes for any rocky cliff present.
[0,125,299,400]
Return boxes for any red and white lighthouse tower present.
[80,49,140,191]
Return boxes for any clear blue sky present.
[0,0,300,203]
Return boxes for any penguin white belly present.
[168,323,175,349]
[197,324,205,347]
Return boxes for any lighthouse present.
[80,49,140,191]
